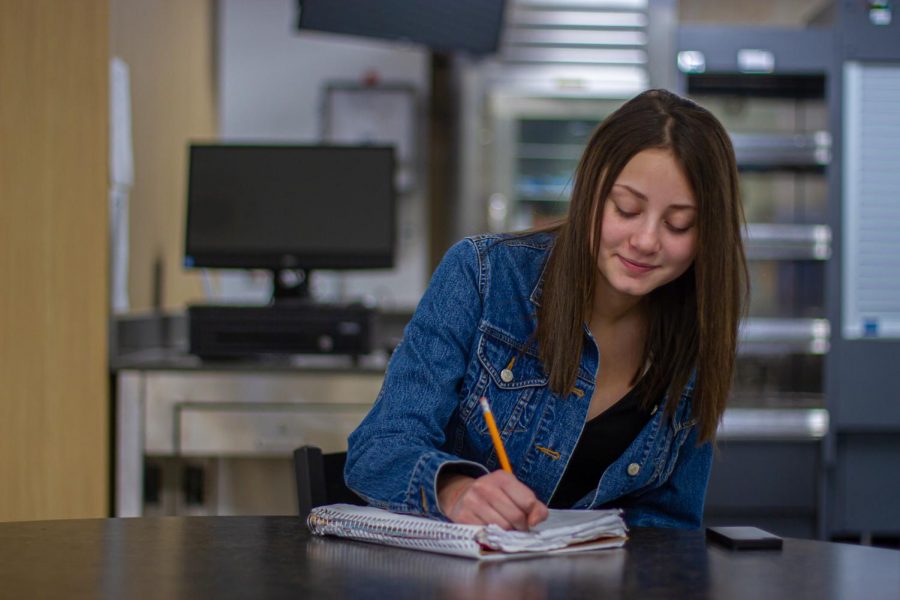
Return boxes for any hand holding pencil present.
[436,397,549,531]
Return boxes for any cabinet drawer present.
[141,371,383,454]
[176,403,372,455]
[706,440,820,510]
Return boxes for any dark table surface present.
[0,516,897,599]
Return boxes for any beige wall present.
[0,0,109,521]
[110,0,217,312]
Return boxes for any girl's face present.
[595,148,699,301]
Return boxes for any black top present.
[549,381,654,508]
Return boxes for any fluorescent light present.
[503,47,647,64]
[510,10,648,28]
[506,29,647,46]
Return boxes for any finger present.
[470,503,516,531]
[488,471,548,527]
[479,471,540,531]
[481,491,531,531]
[496,475,543,514]
[455,487,527,531]
[469,476,532,531]
[527,502,549,527]
[452,492,515,530]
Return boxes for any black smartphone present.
[706,526,783,550]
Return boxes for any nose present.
[629,221,661,255]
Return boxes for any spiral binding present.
[308,506,481,541]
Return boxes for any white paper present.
[109,186,130,313]
[109,57,133,313]
[110,57,134,187]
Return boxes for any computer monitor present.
[184,144,395,302]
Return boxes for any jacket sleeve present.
[622,425,713,529]
[344,238,490,519]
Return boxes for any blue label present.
[863,319,879,337]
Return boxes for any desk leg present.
[116,372,144,517]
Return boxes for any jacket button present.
[500,368,514,383]
[627,463,641,476]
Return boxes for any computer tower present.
[187,303,373,359]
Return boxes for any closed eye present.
[614,204,638,218]
[666,222,694,234]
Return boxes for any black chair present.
[293,445,365,521]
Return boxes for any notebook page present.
[533,508,624,531]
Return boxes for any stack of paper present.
[476,509,628,552]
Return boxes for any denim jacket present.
[345,232,712,529]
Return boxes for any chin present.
[609,277,655,298]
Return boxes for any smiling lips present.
[618,255,658,274]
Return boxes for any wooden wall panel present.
[109,0,217,312]
[0,0,109,520]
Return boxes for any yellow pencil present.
[479,396,513,474]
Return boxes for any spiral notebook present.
[307,504,628,560]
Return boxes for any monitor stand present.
[271,268,311,305]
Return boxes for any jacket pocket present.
[477,326,548,390]
[461,328,548,436]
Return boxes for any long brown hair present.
[536,89,748,443]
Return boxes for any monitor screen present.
[185,144,395,271]
[296,0,507,56]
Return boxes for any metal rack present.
[744,224,831,261]
[679,15,900,542]
[731,131,831,169]
[673,25,840,539]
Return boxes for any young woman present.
[345,89,748,530]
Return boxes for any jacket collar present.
[529,270,545,308]
[529,244,553,308]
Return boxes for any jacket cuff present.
[406,451,489,520]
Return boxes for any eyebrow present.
[613,183,696,211]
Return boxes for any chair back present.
[294,445,365,521]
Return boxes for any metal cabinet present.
[706,408,828,539]
[116,369,384,517]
